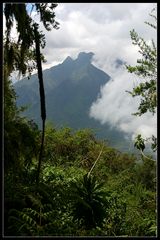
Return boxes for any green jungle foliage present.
[4,100,157,236]
[3,3,157,237]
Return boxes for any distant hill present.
[14,52,134,152]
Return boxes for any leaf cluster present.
[4,3,59,78]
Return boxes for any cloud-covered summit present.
[60,52,94,66]
[4,3,156,142]
[77,52,94,63]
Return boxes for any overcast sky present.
[3,3,157,142]
[40,3,157,142]
[39,3,157,70]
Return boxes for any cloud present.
[38,3,156,70]
[3,3,157,140]
[4,3,156,71]
[44,2,156,141]
[89,66,157,140]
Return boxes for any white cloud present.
[89,67,157,140]
[45,2,156,141]
[3,3,157,141]
[38,3,156,70]
[3,3,156,70]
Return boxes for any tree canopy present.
[4,3,60,183]
[3,4,157,237]
[4,3,59,78]
[126,8,157,154]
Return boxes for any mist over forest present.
[3,3,157,237]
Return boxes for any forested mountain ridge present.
[14,52,132,152]
[4,3,156,237]
[14,51,110,122]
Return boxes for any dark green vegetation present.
[14,52,133,153]
[4,85,157,235]
[4,2,59,185]
[3,3,157,237]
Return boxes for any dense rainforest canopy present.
[3,3,157,237]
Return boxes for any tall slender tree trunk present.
[34,25,46,185]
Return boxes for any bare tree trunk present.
[34,24,46,185]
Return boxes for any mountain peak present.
[63,56,73,63]
[61,52,94,67]
[77,52,94,59]
[76,52,94,64]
